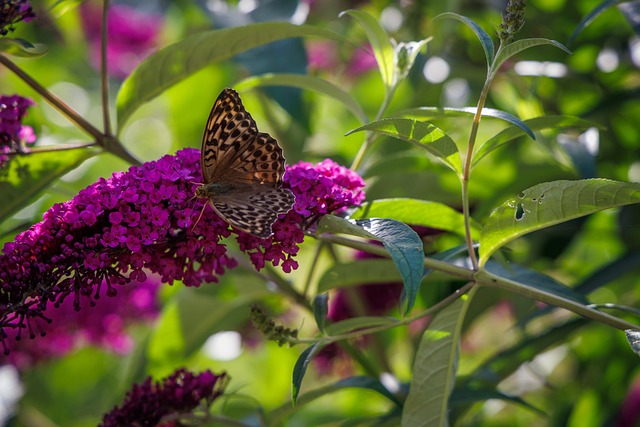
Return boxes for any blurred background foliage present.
[1,0,640,426]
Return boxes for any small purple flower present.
[0,1,35,36]
[346,45,378,78]
[99,368,228,427]
[0,94,36,168]
[1,275,160,369]
[0,149,365,353]
[80,3,162,79]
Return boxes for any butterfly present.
[194,88,295,239]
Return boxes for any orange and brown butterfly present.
[194,88,295,239]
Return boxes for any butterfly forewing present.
[197,88,296,238]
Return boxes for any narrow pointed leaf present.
[473,116,598,166]
[318,215,424,314]
[292,343,325,404]
[492,38,571,76]
[398,107,534,140]
[347,118,461,173]
[568,0,618,45]
[0,38,48,57]
[236,73,368,124]
[116,23,343,132]
[435,12,494,68]
[479,179,640,265]
[313,294,329,333]
[402,291,474,427]
[341,10,396,89]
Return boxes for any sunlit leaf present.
[402,291,474,427]
[351,198,480,239]
[341,10,396,90]
[479,179,640,265]
[236,73,368,123]
[0,37,48,57]
[347,118,462,173]
[326,316,399,335]
[318,259,402,292]
[492,38,571,77]
[0,148,97,225]
[435,12,494,68]
[116,23,343,132]
[317,216,424,314]
[473,116,598,166]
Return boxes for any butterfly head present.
[194,184,208,199]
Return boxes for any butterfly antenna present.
[191,202,208,232]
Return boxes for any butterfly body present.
[196,88,295,239]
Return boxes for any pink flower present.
[80,3,162,78]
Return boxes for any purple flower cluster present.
[0,94,36,168]
[0,0,34,36]
[80,3,162,78]
[0,148,365,353]
[2,275,159,369]
[99,368,228,427]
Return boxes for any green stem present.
[101,0,112,136]
[302,242,324,297]
[7,142,98,156]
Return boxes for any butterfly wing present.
[201,88,287,188]
[211,187,295,238]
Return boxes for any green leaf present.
[473,115,598,166]
[401,290,475,427]
[325,316,399,336]
[351,198,480,239]
[451,387,543,415]
[270,375,402,425]
[313,294,329,333]
[398,107,535,141]
[115,22,343,132]
[292,343,325,405]
[318,259,403,292]
[0,37,48,57]
[492,38,571,77]
[485,260,589,305]
[347,118,462,173]
[567,0,618,46]
[318,215,424,314]
[235,73,368,124]
[479,179,640,265]
[0,148,97,225]
[341,10,396,90]
[435,12,494,68]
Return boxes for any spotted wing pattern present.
[198,88,295,238]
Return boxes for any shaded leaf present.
[116,22,343,131]
[318,216,424,314]
[435,12,494,68]
[402,291,475,427]
[451,387,544,415]
[313,294,329,333]
[568,0,618,45]
[347,118,462,173]
[479,180,640,265]
[292,343,325,404]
